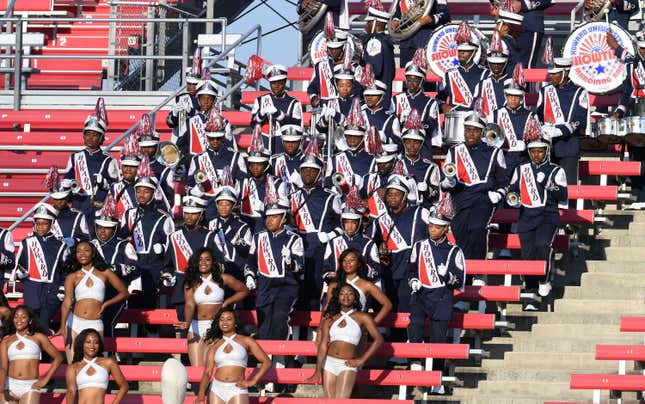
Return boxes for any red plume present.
[245,55,264,85]
[139,114,152,136]
[263,180,279,206]
[435,192,456,219]
[122,133,140,158]
[100,193,119,219]
[220,166,233,187]
[542,37,553,66]
[412,48,427,71]
[95,97,108,126]
[324,11,335,40]
[512,63,526,87]
[364,0,385,11]
[346,98,365,128]
[192,47,202,78]
[366,126,383,154]
[455,21,472,44]
[206,108,227,132]
[404,109,422,130]
[490,28,504,54]
[345,185,364,211]
[202,67,212,82]
[523,117,542,142]
[473,97,486,120]
[360,63,375,87]
[43,165,59,191]
[137,155,152,178]
[392,160,405,176]
[342,42,352,72]
[499,0,514,12]
[249,124,265,154]
[303,135,321,160]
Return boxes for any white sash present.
[482,79,497,118]
[319,61,337,100]
[544,85,564,125]
[241,180,261,217]
[335,153,354,178]
[333,237,349,269]
[170,231,193,273]
[633,63,645,97]
[395,95,411,122]
[367,176,387,218]
[520,165,545,208]
[26,237,48,281]
[498,109,520,150]
[260,94,276,116]
[129,214,146,253]
[454,144,483,185]
[379,213,408,252]
[419,241,442,288]
[74,152,93,195]
[291,192,317,233]
[257,232,280,277]
[189,116,206,155]
[198,153,219,196]
[448,70,474,108]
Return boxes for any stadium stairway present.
[423,210,645,403]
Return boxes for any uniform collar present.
[429,235,447,246]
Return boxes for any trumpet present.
[332,172,350,194]
[156,141,182,168]
[483,123,505,148]
[194,170,213,193]
[506,192,521,208]
[69,179,81,194]
[443,162,457,178]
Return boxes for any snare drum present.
[624,116,645,147]
[596,117,623,144]
[444,111,470,144]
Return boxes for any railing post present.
[107,5,118,90]
[13,18,22,111]
[145,6,155,91]
[181,20,189,85]
[206,0,214,34]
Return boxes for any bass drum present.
[563,22,634,95]
[309,30,358,65]
[425,23,485,77]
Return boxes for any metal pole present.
[157,2,167,88]
[145,5,155,91]
[107,4,118,89]
[13,19,22,111]
[206,0,214,34]
[181,20,189,85]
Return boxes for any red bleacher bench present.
[579,161,641,177]
[493,209,594,225]
[41,396,413,404]
[0,109,168,131]
[596,344,645,361]
[621,316,645,332]
[570,374,645,402]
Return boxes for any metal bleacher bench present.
[41,397,411,404]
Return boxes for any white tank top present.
[329,309,362,346]
[74,268,105,302]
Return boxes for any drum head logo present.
[426,24,482,77]
[564,22,633,94]
[309,31,355,65]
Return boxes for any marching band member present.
[304,283,383,398]
[400,111,441,207]
[57,241,128,363]
[109,135,140,221]
[0,227,14,286]
[372,170,430,312]
[407,194,465,394]
[438,22,490,113]
[239,127,285,234]
[271,125,305,185]
[251,64,304,154]
[174,247,248,367]
[442,112,508,261]
[390,0,450,67]
[495,8,523,70]
[291,138,340,310]
[583,0,638,30]
[308,28,351,108]
[508,119,568,310]
[503,0,552,67]
[317,54,364,134]
[480,30,512,122]
[14,205,70,329]
[362,144,399,220]
[187,109,246,200]
[297,1,343,53]
[43,167,90,247]
[119,157,174,308]
[361,73,402,146]
[537,54,588,185]
[63,98,118,218]
[323,187,382,286]
[137,128,175,213]
[167,58,201,148]
[390,51,440,157]
[91,196,141,337]
[179,76,219,157]
[362,1,395,104]
[244,186,304,341]
[161,196,213,325]
[493,64,536,174]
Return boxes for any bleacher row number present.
[59,136,66,141]
[44,114,51,119]
[59,37,67,47]
[17,208,22,213]
[2,182,7,188]
[129,114,136,120]
[128,37,137,47]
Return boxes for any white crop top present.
[329,309,362,346]
[214,334,248,368]
[8,333,41,361]
[76,357,109,390]
[74,268,105,302]
[194,274,224,306]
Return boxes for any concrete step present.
[585,260,645,274]
[601,226,645,237]
[525,323,628,339]
[595,234,645,247]
[486,335,642,353]
[425,394,609,404]
[473,380,595,399]
[604,247,645,261]
[483,352,618,370]
[554,299,645,314]
[506,311,623,326]
[564,285,645,300]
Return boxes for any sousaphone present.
[299,0,328,34]
[387,0,435,41]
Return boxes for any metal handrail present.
[570,0,586,32]
[7,23,262,231]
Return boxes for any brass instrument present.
[387,0,435,41]
[298,0,328,34]
[443,162,457,178]
[156,141,182,168]
[483,122,505,148]
[332,172,350,194]
[195,170,208,184]
[69,179,81,194]
[585,0,612,21]
[506,192,521,208]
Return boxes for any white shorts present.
[323,355,357,376]
[209,378,248,403]
[68,313,104,335]
[190,319,212,338]
[6,377,39,399]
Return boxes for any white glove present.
[441,177,456,189]
[281,245,291,266]
[417,182,428,192]
[409,278,422,293]
[541,126,562,140]
[160,273,176,287]
[488,191,502,204]
[245,275,257,290]
[128,276,143,294]
[252,200,264,213]
[153,243,164,254]
[437,263,448,277]
[317,232,330,243]
[536,172,546,183]
[172,103,183,117]
[262,104,278,117]
[322,105,336,121]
